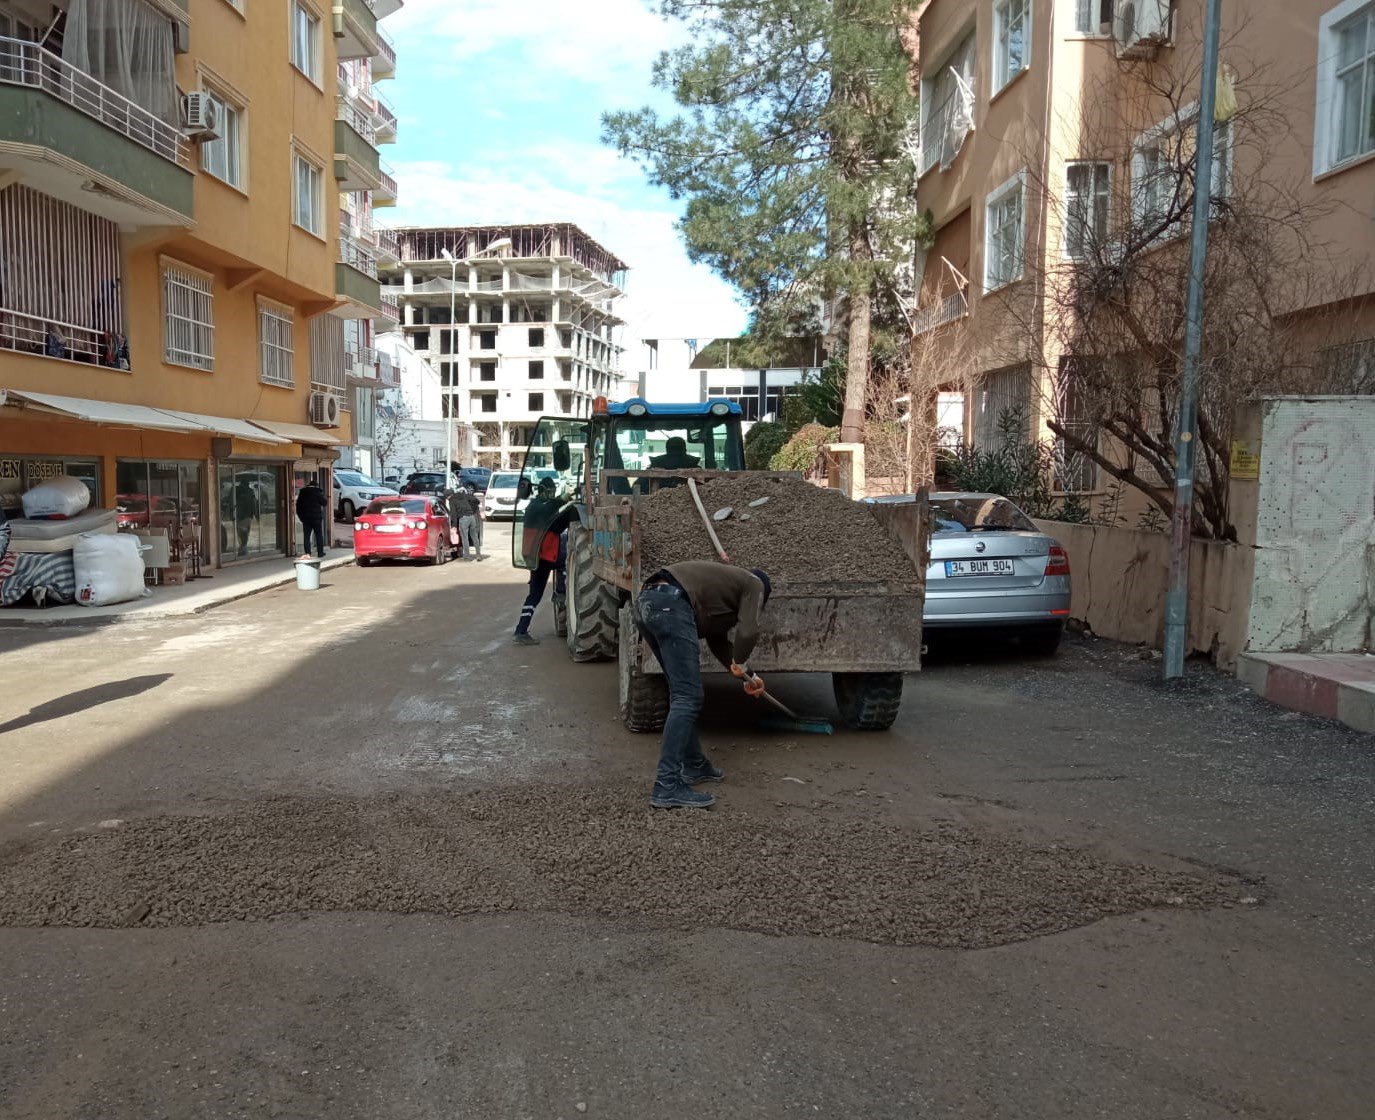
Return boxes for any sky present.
[381,0,751,360]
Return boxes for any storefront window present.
[218,463,283,560]
[115,460,204,532]
[1,456,101,516]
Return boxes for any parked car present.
[483,469,557,520]
[333,469,398,522]
[399,471,456,498]
[353,497,451,566]
[459,466,492,494]
[115,493,180,530]
[870,491,1071,655]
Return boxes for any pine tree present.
[603,0,923,441]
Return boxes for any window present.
[1053,358,1098,492]
[481,395,498,413]
[528,392,545,411]
[1073,0,1112,35]
[1064,162,1110,259]
[293,151,322,235]
[984,172,1025,290]
[479,331,496,351]
[1131,108,1231,236]
[480,361,496,382]
[993,0,1030,94]
[974,365,1033,448]
[1316,337,1375,392]
[162,259,214,371]
[290,2,320,83]
[529,328,545,347]
[411,329,430,350]
[920,29,977,175]
[529,360,544,379]
[257,298,294,386]
[440,361,458,387]
[1317,1,1375,173]
[199,87,244,189]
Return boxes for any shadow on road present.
[0,673,173,736]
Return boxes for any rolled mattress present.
[6,509,118,554]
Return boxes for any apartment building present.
[913,0,1375,496]
[381,223,626,469]
[0,0,400,566]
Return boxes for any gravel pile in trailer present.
[637,475,917,586]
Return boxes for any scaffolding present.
[391,222,629,287]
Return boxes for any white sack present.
[22,475,93,519]
[74,533,150,607]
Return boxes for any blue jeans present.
[637,585,708,790]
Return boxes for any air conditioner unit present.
[181,92,220,141]
[310,391,342,428]
[1113,0,1170,58]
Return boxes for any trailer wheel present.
[566,524,618,663]
[832,672,904,731]
[619,605,668,732]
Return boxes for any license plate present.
[945,558,1015,577]
[375,524,403,533]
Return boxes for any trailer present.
[511,398,928,732]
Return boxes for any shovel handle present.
[686,477,731,563]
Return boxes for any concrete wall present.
[1246,397,1375,653]
[1033,519,1253,667]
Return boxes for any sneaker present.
[650,783,716,809]
[513,632,540,646]
[682,759,724,785]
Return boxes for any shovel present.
[739,667,834,735]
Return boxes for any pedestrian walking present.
[512,477,573,645]
[296,478,328,559]
[637,562,771,809]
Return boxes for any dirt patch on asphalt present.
[638,476,916,587]
[0,789,1238,947]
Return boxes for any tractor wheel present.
[619,604,668,732]
[832,672,904,731]
[566,523,618,663]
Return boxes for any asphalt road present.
[1,523,1371,1119]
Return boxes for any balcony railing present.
[377,162,397,198]
[0,307,110,365]
[336,98,376,145]
[375,26,396,70]
[912,292,967,336]
[379,289,400,316]
[374,227,400,259]
[339,234,380,280]
[0,37,191,168]
[374,95,397,135]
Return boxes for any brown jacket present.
[662,561,767,667]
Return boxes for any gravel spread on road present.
[0,789,1235,947]
[638,477,917,587]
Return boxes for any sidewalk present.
[1237,651,1375,735]
[0,552,354,627]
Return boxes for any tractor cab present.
[512,397,745,570]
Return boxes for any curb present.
[1237,652,1375,735]
[0,555,356,629]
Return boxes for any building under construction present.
[380,224,627,468]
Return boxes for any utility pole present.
[1163,0,1224,680]
[440,247,459,483]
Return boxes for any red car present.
[354,497,451,566]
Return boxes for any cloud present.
[387,0,682,90]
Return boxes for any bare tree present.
[958,40,1372,539]
[373,391,411,478]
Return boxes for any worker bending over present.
[638,561,771,809]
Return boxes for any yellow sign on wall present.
[1230,440,1261,481]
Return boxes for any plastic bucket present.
[294,556,322,591]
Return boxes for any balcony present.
[373,226,400,265]
[334,107,381,192]
[373,93,397,143]
[373,25,396,79]
[0,38,193,224]
[333,0,380,61]
[912,292,968,337]
[374,160,397,207]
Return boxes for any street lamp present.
[440,247,459,485]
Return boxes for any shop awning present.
[156,410,291,445]
[247,420,343,446]
[1,390,210,435]
[1,390,294,445]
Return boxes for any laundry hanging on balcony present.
[941,35,977,171]
[62,0,177,126]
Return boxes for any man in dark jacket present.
[512,477,575,644]
[296,479,329,558]
[446,486,482,560]
[637,561,771,809]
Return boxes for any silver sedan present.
[869,491,1072,655]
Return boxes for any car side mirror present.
[552,439,572,472]
[517,478,533,500]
